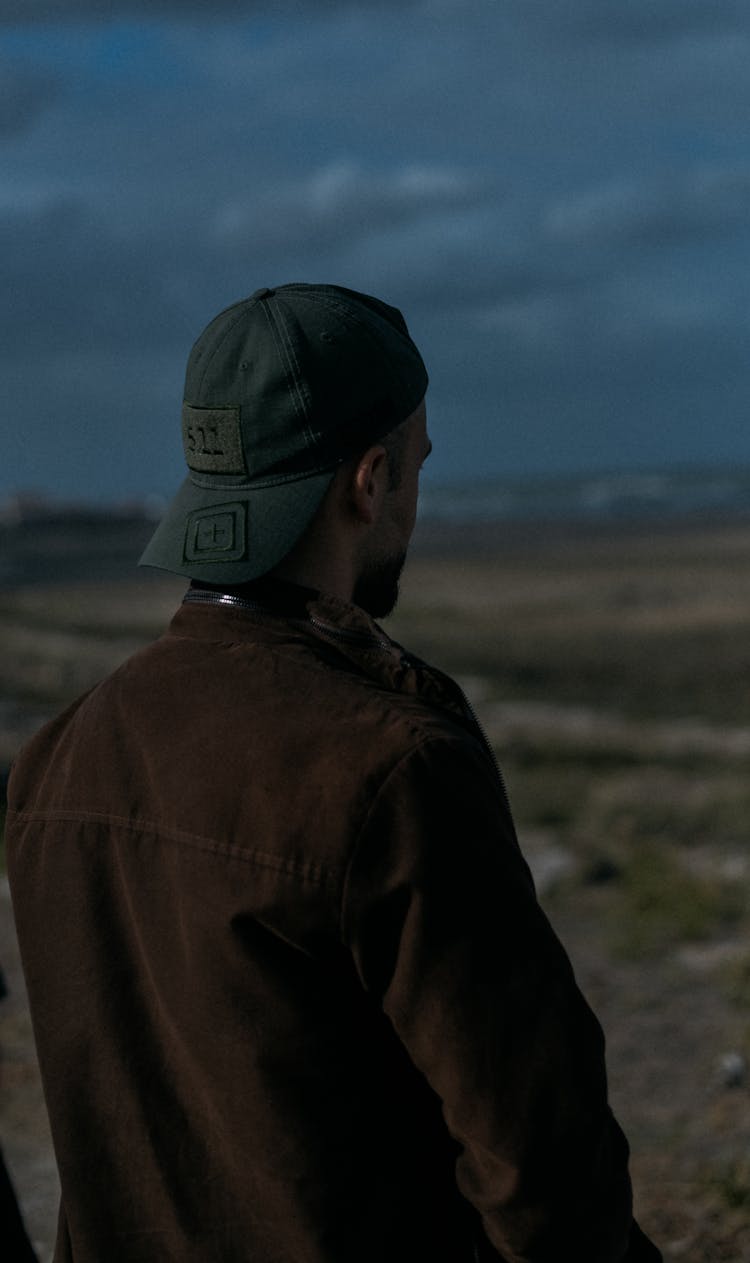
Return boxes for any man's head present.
[258,393,430,617]
[349,399,431,616]
[139,283,428,596]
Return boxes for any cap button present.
[251,287,275,300]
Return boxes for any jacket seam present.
[339,733,473,938]
[170,605,395,657]
[165,631,407,692]
[6,807,339,889]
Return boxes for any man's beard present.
[351,548,407,619]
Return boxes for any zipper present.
[182,590,266,613]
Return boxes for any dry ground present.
[1,516,749,1260]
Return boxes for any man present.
[7,284,660,1262]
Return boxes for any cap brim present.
[138,468,336,584]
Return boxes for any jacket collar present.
[171,578,473,726]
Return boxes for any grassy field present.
[1,516,749,1259]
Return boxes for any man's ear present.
[349,444,389,525]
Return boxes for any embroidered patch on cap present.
[184,503,247,562]
[182,405,246,474]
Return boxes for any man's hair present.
[381,420,409,490]
[342,417,409,492]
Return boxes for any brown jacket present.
[7,580,660,1262]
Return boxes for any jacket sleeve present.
[341,736,661,1263]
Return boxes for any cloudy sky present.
[3,0,750,502]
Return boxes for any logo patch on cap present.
[184,503,247,562]
[182,405,246,475]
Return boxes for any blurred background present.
[2,2,750,1259]
[2,0,750,504]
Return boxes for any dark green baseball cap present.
[139,283,428,583]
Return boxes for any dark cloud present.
[213,162,487,255]
[0,162,488,361]
[3,1,750,494]
[0,1,261,20]
[0,198,196,357]
[0,59,62,136]
[0,0,402,21]
[4,150,744,480]
[3,0,748,47]
[546,164,750,252]
[511,0,749,44]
